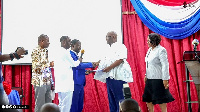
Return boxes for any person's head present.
[106,31,117,46]
[40,103,60,112]
[71,39,81,54]
[38,34,50,49]
[60,36,71,49]
[147,33,161,48]
[120,98,140,112]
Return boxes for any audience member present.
[120,98,140,112]
[40,103,60,112]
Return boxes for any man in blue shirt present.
[70,39,96,112]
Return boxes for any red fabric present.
[3,81,12,95]
[83,69,110,112]
[147,0,197,6]
[51,68,59,105]
[0,0,200,112]
[122,0,199,112]
[2,65,34,112]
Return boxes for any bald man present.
[40,103,60,112]
[94,31,133,112]
[120,98,140,112]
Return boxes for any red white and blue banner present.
[130,0,200,39]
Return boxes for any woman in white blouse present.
[143,33,174,112]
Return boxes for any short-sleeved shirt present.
[94,42,133,83]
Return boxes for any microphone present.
[80,49,85,59]
[192,39,199,51]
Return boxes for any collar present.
[151,44,160,51]
[37,45,45,50]
[109,42,118,47]
[70,50,78,55]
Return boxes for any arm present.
[0,54,13,62]
[159,48,170,80]
[159,48,170,89]
[0,47,26,62]
[66,51,80,67]
[31,49,41,67]
[103,44,126,72]
[76,62,93,69]
[103,59,123,72]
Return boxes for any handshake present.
[92,60,100,68]
[85,60,101,74]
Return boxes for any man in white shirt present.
[94,31,133,112]
[51,36,81,112]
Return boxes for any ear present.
[113,35,117,40]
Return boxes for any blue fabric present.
[106,77,125,112]
[70,50,93,85]
[70,50,94,112]
[7,90,21,105]
[130,0,200,39]
[70,85,84,112]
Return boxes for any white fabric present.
[94,42,133,83]
[140,0,200,22]
[145,45,170,80]
[51,90,55,100]
[50,48,80,92]
[58,92,73,112]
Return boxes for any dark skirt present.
[142,79,175,104]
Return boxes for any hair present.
[120,98,140,112]
[107,31,117,38]
[71,39,80,46]
[148,33,161,47]
[60,36,69,42]
[38,34,48,43]
[40,103,60,112]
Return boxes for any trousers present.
[34,84,52,112]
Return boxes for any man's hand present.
[92,60,101,67]
[50,61,54,67]
[144,76,147,83]
[163,80,169,89]
[78,58,82,62]
[16,47,26,58]
[51,85,55,91]
[85,70,92,75]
